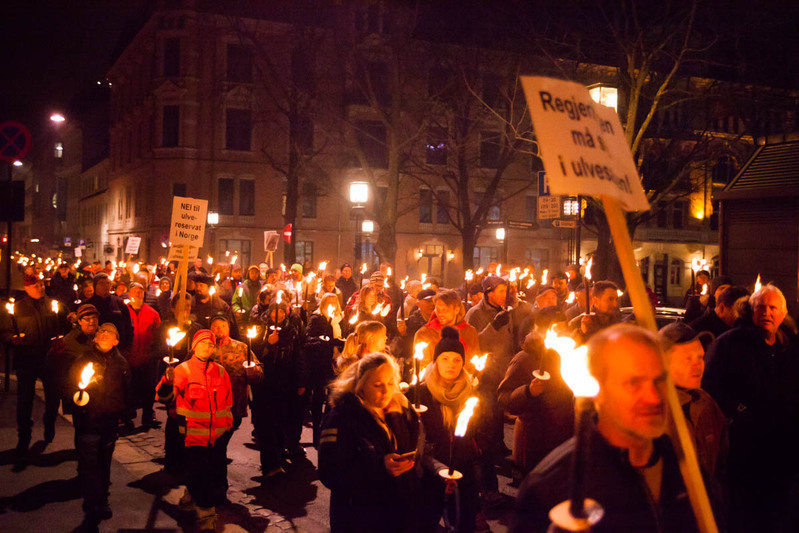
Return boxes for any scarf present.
[424,364,473,431]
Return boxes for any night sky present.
[1,1,797,139]
[0,1,149,134]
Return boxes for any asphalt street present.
[0,375,518,532]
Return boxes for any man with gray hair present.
[703,283,799,531]
[514,324,696,532]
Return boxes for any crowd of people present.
[1,252,794,532]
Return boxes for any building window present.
[673,201,686,229]
[219,239,251,268]
[296,241,314,265]
[226,109,252,151]
[669,259,682,285]
[657,203,668,228]
[125,187,132,219]
[163,37,180,77]
[291,115,314,154]
[525,248,549,272]
[54,142,64,159]
[419,189,433,224]
[162,105,179,147]
[426,128,447,165]
[355,121,387,168]
[473,246,498,268]
[526,195,537,222]
[173,182,187,198]
[712,155,736,184]
[239,179,255,216]
[302,181,317,219]
[436,190,450,224]
[226,44,253,83]
[480,131,500,169]
[218,178,235,215]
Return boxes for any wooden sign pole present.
[602,195,717,533]
[174,245,190,326]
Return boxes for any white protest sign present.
[264,231,279,253]
[521,76,650,212]
[74,247,82,258]
[167,245,198,262]
[124,236,141,255]
[169,196,208,246]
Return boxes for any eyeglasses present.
[79,316,99,323]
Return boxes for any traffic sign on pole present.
[0,122,31,162]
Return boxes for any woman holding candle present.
[319,352,421,533]
[303,293,346,446]
[410,327,491,533]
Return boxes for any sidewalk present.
[0,377,308,533]
[0,376,517,533]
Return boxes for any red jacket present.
[172,356,233,447]
[127,303,161,367]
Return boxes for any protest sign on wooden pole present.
[169,197,208,326]
[522,76,717,533]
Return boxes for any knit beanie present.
[434,326,465,360]
[192,329,215,351]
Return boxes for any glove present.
[491,310,510,330]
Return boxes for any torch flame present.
[318,261,328,271]
[454,397,479,437]
[73,284,78,291]
[276,291,283,304]
[542,269,549,285]
[372,302,384,316]
[526,278,536,289]
[414,341,428,361]
[495,264,502,276]
[386,266,392,277]
[133,263,140,274]
[691,258,703,273]
[384,278,390,289]
[411,374,418,385]
[51,300,59,313]
[360,263,367,274]
[585,257,593,282]
[544,328,599,398]
[326,304,335,319]
[167,327,186,347]
[701,284,708,295]
[280,263,286,272]
[209,287,216,296]
[400,279,406,290]
[207,255,213,265]
[470,353,488,372]
[476,267,484,275]
[215,273,221,282]
[509,269,517,283]
[78,362,95,390]
[465,269,474,281]
[349,310,359,325]
[421,273,427,284]
[238,287,243,298]
[566,291,576,304]
[380,303,391,317]
[247,326,258,339]
[231,255,238,265]
[5,302,15,315]
[617,289,624,298]
[754,274,762,293]
[156,289,162,297]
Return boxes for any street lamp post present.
[496,227,508,264]
[349,181,369,267]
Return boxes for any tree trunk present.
[461,226,477,271]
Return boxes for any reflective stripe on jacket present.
[173,356,233,447]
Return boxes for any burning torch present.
[441,396,479,480]
[244,326,258,368]
[163,327,186,365]
[412,342,429,413]
[73,362,95,407]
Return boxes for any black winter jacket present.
[319,392,420,533]
[514,425,698,533]
[70,344,132,432]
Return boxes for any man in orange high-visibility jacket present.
[162,329,232,532]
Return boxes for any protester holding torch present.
[514,325,697,533]
[410,327,492,533]
[70,322,132,528]
[0,275,70,456]
[303,293,346,446]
